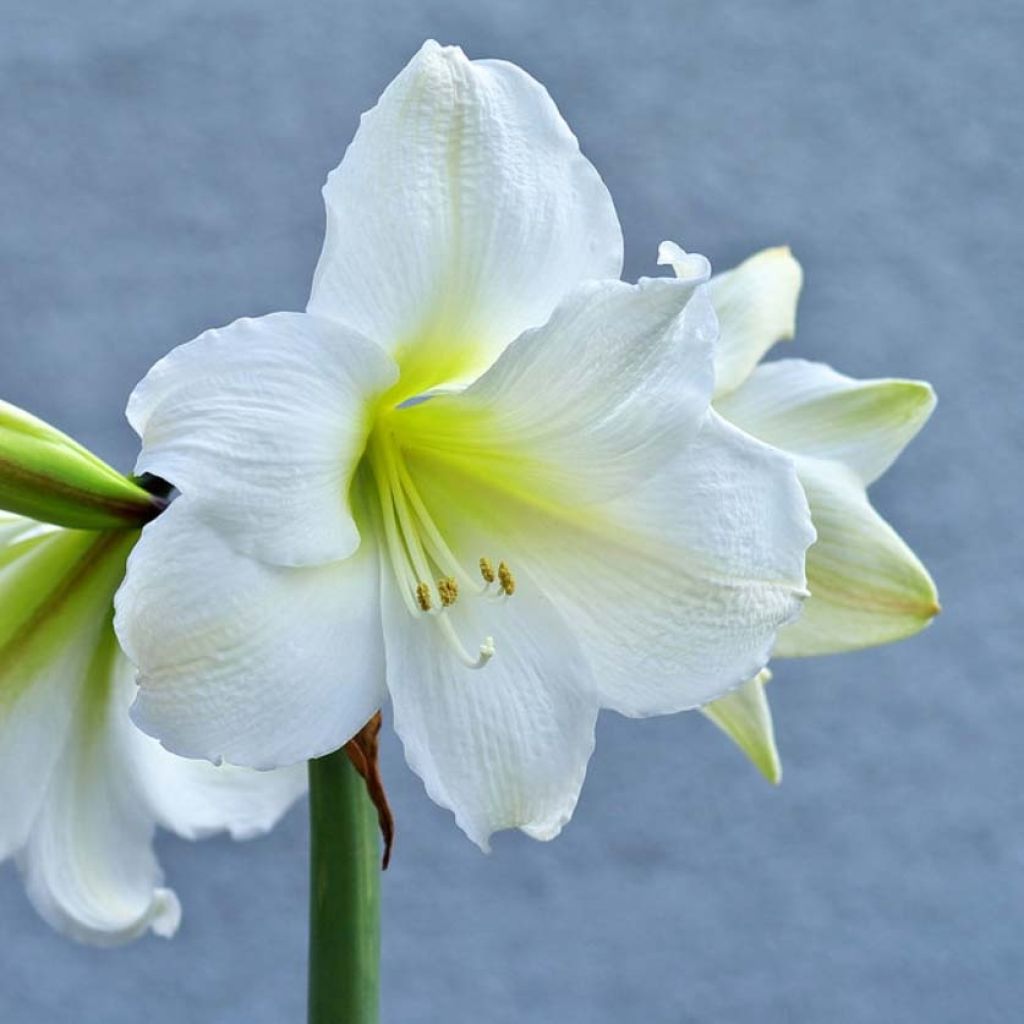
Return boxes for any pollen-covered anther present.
[479,557,496,584]
[497,561,516,596]
[438,576,459,607]
[415,581,433,612]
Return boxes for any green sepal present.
[0,400,162,530]
[701,669,781,784]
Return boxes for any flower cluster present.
[0,41,936,946]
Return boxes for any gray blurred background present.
[1,1,1020,1021]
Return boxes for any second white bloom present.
[115,42,815,848]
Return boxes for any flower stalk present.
[308,747,381,1024]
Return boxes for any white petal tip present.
[657,239,685,265]
[520,819,568,843]
[150,888,182,939]
[656,241,711,283]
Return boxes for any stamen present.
[438,576,459,607]
[393,454,487,595]
[370,428,503,669]
[371,437,426,618]
[497,561,516,596]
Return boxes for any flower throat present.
[366,425,514,669]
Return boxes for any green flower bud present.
[0,401,164,530]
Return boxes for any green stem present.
[308,748,381,1024]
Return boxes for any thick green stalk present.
[308,748,381,1024]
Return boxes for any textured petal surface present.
[715,359,936,485]
[394,274,716,505]
[701,669,780,783]
[661,243,802,397]
[381,559,598,851]
[497,413,812,714]
[116,499,386,769]
[309,40,623,393]
[401,406,812,719]
[128,312,397,567]
[774,458,939,656]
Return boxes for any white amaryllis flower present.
[0,511,305,945]
[114,41,815,849]
[660,243,939,781]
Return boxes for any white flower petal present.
[116,499,386,770]
[0,668,72,861]
[665,244,802,398]
[700,669,781,784]
[715,359,936,485]
[16,631,181,947]
[402,410,812,717]
[774,457,939,656]
[397,275,715,504]
[0,522,131,860]
[139,742,307,843]
[380,564,598,851]
[309,40,623,391]
[128,312,397,567]
[515,412,812,713]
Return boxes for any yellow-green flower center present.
[363,410,514,669]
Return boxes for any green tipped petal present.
[0,517,138,714]
[714,361,936,486]
[0,401,162,530]
[774,460,940,657]
[715,357,939,656]
[701,670,781,784]
[0,514,138,861]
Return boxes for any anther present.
[415,581,433,611]
[479,557,496,584]
[497,561,516,596]
[438,576,459,607]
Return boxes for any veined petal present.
[0,520,133,860]
[774,457,939,656]
[401,410,813,717]
[660,243,802,398]
[17,629,181,947]
[393,275,715,505]
[116,499,386,770]
[715,359,937,485]
[128,312,397,567]
[700,670,781,784]
[380,561,598,851]
[309,40,623,394]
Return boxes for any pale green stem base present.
[308,749,381,1024]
